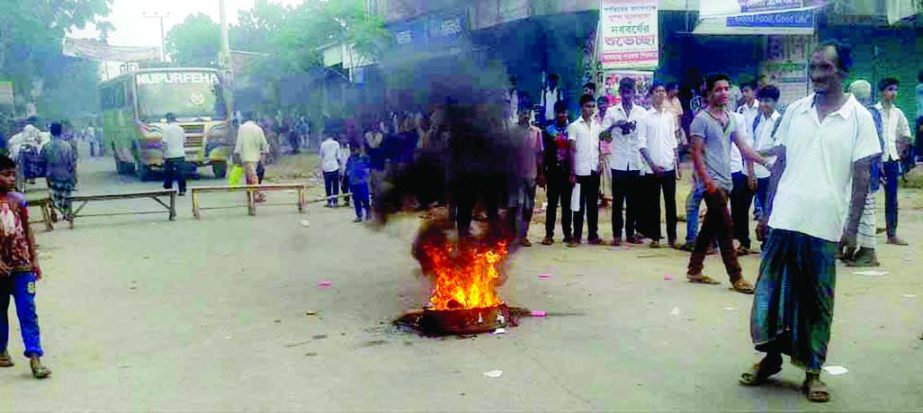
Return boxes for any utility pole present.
[218,0,235,124]
[143,11,171,61]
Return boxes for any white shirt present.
[234,121,269,164]
[567,116,602,176]
[319,138,341,173]
[543,87,562,123]
[752,111,781,179]
[161,123,186,159]
[737,99,760,136]
[873,102,912,162]
[337,144,350,174]
[637,107,678,173]
[601,103,647,171]
[729,112,752,174]
[769,94,882,242]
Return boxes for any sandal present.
[0,351,13,368]
[687,274,721,285]
[30,358,51,379]
[739,361,782,386]
[731,279,756,295]
[802,377,830,403]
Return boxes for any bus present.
[99,68,232,179]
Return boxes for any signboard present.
[0,81,13,106]
[727,9,815,28]
[63,38,160,62]
[761,35,814,107]
[700,0,828,18]
[427,9,467,46]
[136,72,219,86]
[390,18,426,48]
[599,0,659,69]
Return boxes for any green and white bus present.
[99,68,232,179]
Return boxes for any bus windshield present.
[135,71,227,123]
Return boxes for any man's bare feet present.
[739,353,782,386]
[887,236,909,246]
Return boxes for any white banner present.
[598,0,659,69]
[63,38,160,62]
[700,0,828,18]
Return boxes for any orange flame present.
[421,238,508,311]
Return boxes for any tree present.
[0,0,111,120]
[165,13,221,67]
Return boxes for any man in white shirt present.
[751,85,782,222]
[541,73,564,127]
[874,77,912,246]
[566,94,603,247]
[161,113,187,196]
[600,77,647,245]
[744,41,881,403]
[234,115,270,201]
[638,82,680,248]
[737,82,760,129]
[319,132,342,207]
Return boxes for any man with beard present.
[742,41,880,403]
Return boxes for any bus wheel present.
[212,162,228,179]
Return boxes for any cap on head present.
[165,113,177,122]
[848,80,872,101]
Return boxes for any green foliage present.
[165,13,221,67]
[0,0,112,120]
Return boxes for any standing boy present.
[685,74,767,294]
[568,94,603,247]
[0,155,51,379]
[638,82,680,248]
[541,102,574,245]
[345,145,371,222]
[874,77,912,246]
[319,134,341,208]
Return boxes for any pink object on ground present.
[530,310,547,317]
[318,281,332,288]
[664,275,673,281]
[538,273,552,280]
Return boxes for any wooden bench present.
[67,190,177,229]
[26,196,55,232]
[190,184,307,219]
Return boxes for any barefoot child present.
[0,155,50,379]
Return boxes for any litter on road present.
[903,294,917,298]
[670,307,681,316]
[538,273,552,280]
[300,220,310,227]
[853,270,889,276]
[823,366,849,376]
[482,370,503,378]
[663,274,673,281]
[318,281,332,288]
[492,328,507,335]
[530,310,547,317]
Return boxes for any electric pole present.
[143,11,171,62]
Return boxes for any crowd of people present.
[304,40,922,403]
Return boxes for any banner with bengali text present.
[598,0,659,69]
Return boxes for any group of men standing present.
[519,40,916,403]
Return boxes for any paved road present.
[2,155,922,412]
